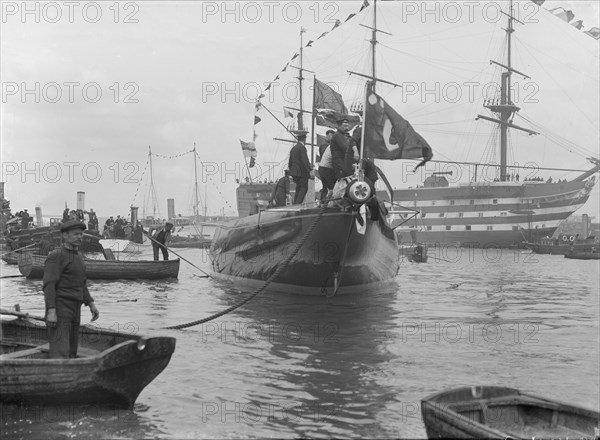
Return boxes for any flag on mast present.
[363,83,433,170]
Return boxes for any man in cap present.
[271,169,292,207]
[288,130,312,204]
[330,117,352,179]
[43,220,100,359]
[151,221,173,261]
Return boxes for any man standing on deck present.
[151,221,173,261]
[271,170,292,207]
[288,130,312,205]
[330,118,351,179]
[43,220,100,359]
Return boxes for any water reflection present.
[218,282,401,438]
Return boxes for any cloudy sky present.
[1,0,598,220]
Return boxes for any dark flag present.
[363,84,433,170]
[531,0,545,5]
[585,27,600,39]
[313,79,360,128]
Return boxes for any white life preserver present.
[562,235,568,242]
[569,236,575,242]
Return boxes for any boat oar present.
[0,308,46,322]
[144,232,211,278]
[0,242,37,258]
[0,274,25,279]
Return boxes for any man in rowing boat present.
[151,221,173,261]
[43,220,100,359]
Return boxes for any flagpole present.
[310,76,316,167]
[359,81,368,174]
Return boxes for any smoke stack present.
[582,213,589,238]
[35,206,43,227]
[76,192,85,211]
[167,198,175,220]
[130,206,139,226]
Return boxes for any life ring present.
[562,235,568,242]
[346,180,372,204]
[569,236,575,242]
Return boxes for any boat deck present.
[1,342,100,359]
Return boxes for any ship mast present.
[146,145,160,220]
[193,144,200,221]
[477,0,538,182]
[297,27,306,132]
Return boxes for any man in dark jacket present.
[43,220,100,358]
[288,131,312,204]
[330,118,351,179]
[271,170,291,207]
[151,222,173,261]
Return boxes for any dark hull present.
[525,240,599,255]
[209,206,399,295]
[0,318,176,408]
[380,177,597,247]
[19,254,180,280]
[421,386,599,439]
[565,251,600,260]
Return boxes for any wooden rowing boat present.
[421,386,599,439]
[18,254,180,280]
[0,317,176,408]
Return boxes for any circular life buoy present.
[346,180,372,204]
[569,236,575,242]
[562,235,568,242]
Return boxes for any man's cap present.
[326,129,335,135]
[337,117,349,124]
[60,220,87,232]
[165,222,174,227]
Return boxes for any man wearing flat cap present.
[288,130,312,204]
[151,221,173,261]
[43,220,100,358]
[330,118,352,179]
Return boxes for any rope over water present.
[162,204,328,330]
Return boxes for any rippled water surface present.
[1,247,598,439]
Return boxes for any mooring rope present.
[0,243,37,258]
[143,232,211,278]
[162,204,328,330]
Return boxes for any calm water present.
[1,247,599,439]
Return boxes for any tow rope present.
[162,204,328,330]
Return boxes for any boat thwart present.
[421,386,599,439]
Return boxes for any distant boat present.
[0,316,175,409]
[421,386,599,439]
[168,235,212,249]
[525,235,599,255]
[564,248,600,260]
[18,253,180,280]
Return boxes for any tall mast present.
[193,144,199,220]
[477,0,538,182]
[297,27,306,131]
[371,0,377,92]
[147,145,158,220]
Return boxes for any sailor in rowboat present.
[43,220,100,359]
[151,222,173,261]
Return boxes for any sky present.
[1,0,599,220]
